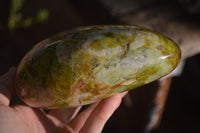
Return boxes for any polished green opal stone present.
[15,25,181,108]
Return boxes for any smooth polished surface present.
[15,25,181,108]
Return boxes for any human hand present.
[0,67,127,133]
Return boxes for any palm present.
[0,67,127,133]
[1,103,76,133]
[1,105,52,132]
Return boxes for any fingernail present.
[120,91,128,98]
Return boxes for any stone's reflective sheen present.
[15,25,181,108]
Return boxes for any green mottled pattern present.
[15,25,181,108]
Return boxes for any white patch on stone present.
[121,79,137,86]
[45,40,63,48]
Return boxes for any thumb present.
[0,67,17,105]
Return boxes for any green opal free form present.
[15,25,181,108]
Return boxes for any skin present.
[0,67,127,133]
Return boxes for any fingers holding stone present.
[48,92,127,133]
[68,101,100,132]
[70,92,128,133]
[79,93,124,133]
[48,106,82,123]
[0,67,16,105]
